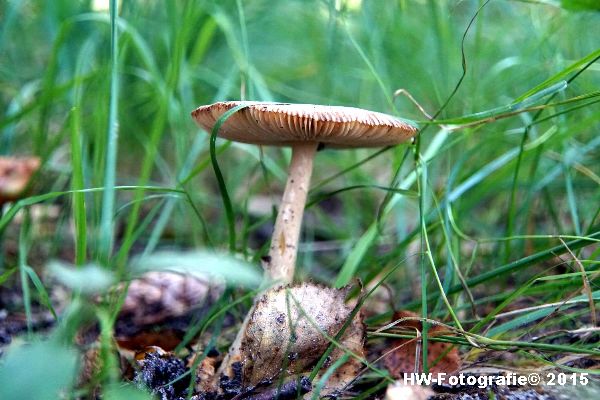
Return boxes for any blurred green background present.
[2,0,599,298]
[0,0,599,396]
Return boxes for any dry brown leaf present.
[0,156,40,203]
[384,310,460,377]
[79,347,101,387]
[116,329,184,351]
[192,351,219,394]
[78,342,135,390]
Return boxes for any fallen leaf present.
[190,350,220,394]
[78,342,136,390]
[79,347,101,388]
[116,330,184,352]
[384,310,460,377]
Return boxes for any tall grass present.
[0,0,599,397]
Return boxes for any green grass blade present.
[209,103,253,253]
[417,148,429,373]
[334,128,450,288]
[487,290,600,337]
[0,186,186,235]
[18,210,32,336]
[70,38,96,266]
[306,185,417,209]
[24,266,57,319]
[99,0,121,264]
[563,162,581,235]
[514,48,600,102]
[406,230,600,308]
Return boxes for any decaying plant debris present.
[135,346,192,400]
[4,250,600,400]
[77,280,366,399]
[176,282,365,399]
[383,310,461,377]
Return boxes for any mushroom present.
[0,156,41,206]
[191,101,418,284]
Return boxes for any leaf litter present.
[6,248,598,399]
[78,280,366,399]
[383,310,461,377]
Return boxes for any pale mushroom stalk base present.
[262,141,317,283]
[216,142,317,381]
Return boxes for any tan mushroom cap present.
[191,101,418,148]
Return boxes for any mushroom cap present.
[191,101,418,148]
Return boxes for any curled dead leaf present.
[384,310,460,377]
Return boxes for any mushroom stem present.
[263,142,318,283]
[217,142,317,380]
